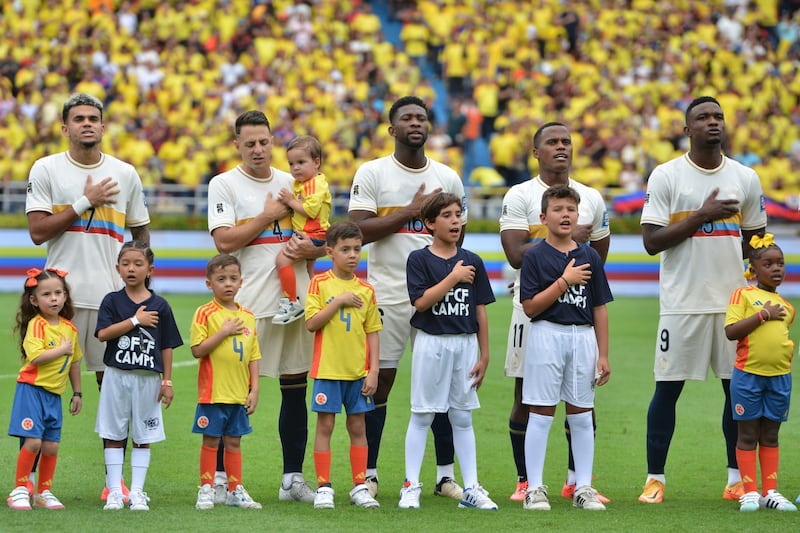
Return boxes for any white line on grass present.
[0,359,197,380]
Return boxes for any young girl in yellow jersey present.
[305,221,381,509]
[724,234,796,512]
[273,135,332,325]
[7,268,83,511]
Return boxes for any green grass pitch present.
[1,294,800,532]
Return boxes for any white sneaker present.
[314,486,335,509]
[279,473,315,503]
[740,490,760,512]
[213,473,227,504]
[103,490,125,511]
[33,490,64,510]
[129,489,150,511]
[364,475,379,498]
[760,489,798,511]
[523,485,550,511]
[459,484,498,510]
[272,298,305,325]
[7,486,31,510]
[398,482,422,509]
[573,485,606,511]
[226,485,262,509]
[350,484,380,508]
[196,484,215,510]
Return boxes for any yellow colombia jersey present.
[306,270,382,381]
[725,285,795,376]
[191,300,261,404]
[292,173,331,240]
[18,314,83,395]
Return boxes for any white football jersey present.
[641,153,766,314]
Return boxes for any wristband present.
[560,276,570,290]
[162,379,173,387]
[72,392,82,398]
[130,316,140,327]
[71,195,92,216]
[762,309,771,322]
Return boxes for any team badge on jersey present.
[216,202,224,214]
[352,185,359,197]
[315,393,328,406]
[197,415,210,429]
[735,403,745,416]
[21,418,34,431]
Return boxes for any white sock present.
[727,467,741,485]
[282,472,302,488]
[436,463,455,483]
[524,412,554,488]
[566,469,576,485]
[130,447,151,493]
[566,411,594,488]
[405,412,433,484]
[214,471,227,485]
[646,474,666,484]
[28,472,36,488]
[449,409,477,489]
[104,448,125,494]
[365,468,377,479]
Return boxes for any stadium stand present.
[2,0,800,218]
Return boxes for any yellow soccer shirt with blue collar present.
[191,300,261,405]
[18,314,83,395]
[725,285,795,376]
[306,270,382,380]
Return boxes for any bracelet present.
[71,195,92,216]
[560,276,570,290]
[762,309,771,322]
[162,379,173,387]
[130,315,140,327]
[72,392,82,398]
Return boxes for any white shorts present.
[653,313,736,381]
[95,367,165,444]
[409,330,480,413]
[376,302,416,369]
[72,308,107,372]
[255,317,313,378]
[522,321,598,409]
[504,306,529,378]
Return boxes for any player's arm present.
[28,175,121,245]
[362,331,380,397]
[522,258,590,318]
[283,231,328,261]
[589,235,610,265]
[593,304,610,386]
[642,188,740,255]
[211,192,289,254]
[469,304,490,390]
[28,335,73,366]
[349,183,440,245]
[500,229,536,269]
[246,360,259,415]
[96,305,157,342]
[725,300,786,341]
[158,348,174,408]
[130,224,151,246]
[68,359,82,415]
[191,318,244,358]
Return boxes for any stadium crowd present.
[2,0,800,209]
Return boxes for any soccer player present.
[192,254,262,510]
[25,92,150,500]
[349,95,466,499]
[306,221,381,510]
[519,185,612,512]
[207,110,324,503]
[499,122,610,502]
[638,96,767,504]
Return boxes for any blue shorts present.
[191,404,253,438]
[311,378,374,414]
[310,237,326,247]
[731,367,791,422]
[8,382,63,442]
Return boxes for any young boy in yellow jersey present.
[191,255,262,510]
[305,221,381,509]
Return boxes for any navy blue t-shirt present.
[96,288,184,372]
[407,246,496,335]
[519,241,613,325]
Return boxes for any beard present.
[79,139,100,149]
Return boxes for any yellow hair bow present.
[750,233,775,249]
